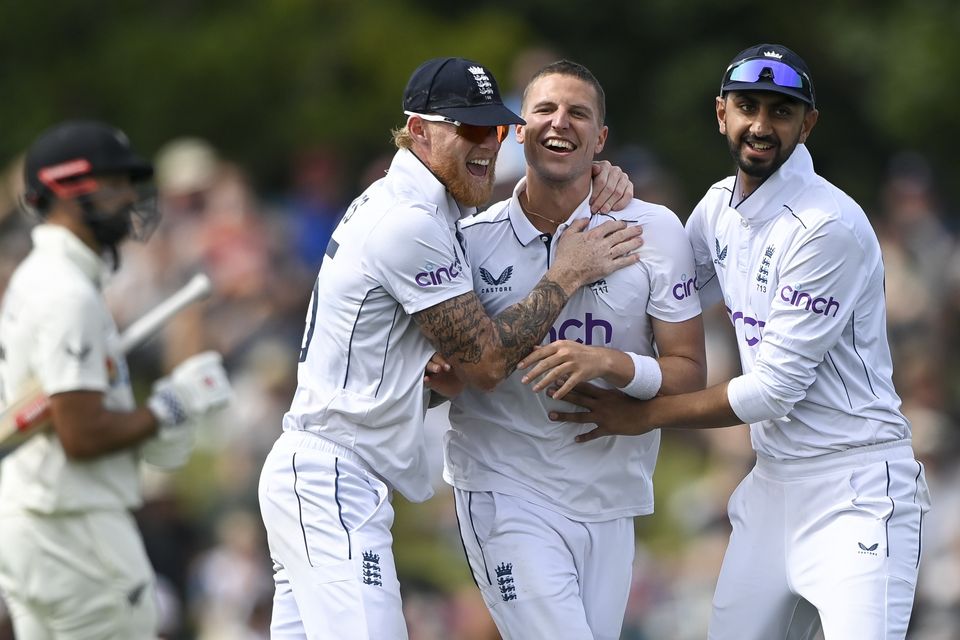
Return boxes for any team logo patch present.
[127,582,147,606]
[65,343,91,362]
[495,562,517,601]
[857,541,879,557]
[756,244,774,291]
[479,265,513,293]
[467,66,494,98]
[714,238,728,268]
[362,550,383,587]
[480,266,513,286]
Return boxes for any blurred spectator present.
[0,156,32,301]
[281,146,346,270]
[188,508,273,640]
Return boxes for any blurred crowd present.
[1,109,959,640]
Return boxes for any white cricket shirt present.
[445,180,701,521]
[687,144,910,459]
[0,225,141,513]
[283,149,474,503]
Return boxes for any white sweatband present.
[617,352,662,400]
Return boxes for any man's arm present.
[49,352,231,460]
[552,381,741,443]
[49,391,158,459]
[415,281,565,391]
[415,218,642,391]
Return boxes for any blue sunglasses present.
[723,58,814,101]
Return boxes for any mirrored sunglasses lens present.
[496,125,510,143]
[455,124,494,144]
[729,59,804,89]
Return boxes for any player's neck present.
[46,209,101,254]
[522,175,590,234]
[737,172,762,200]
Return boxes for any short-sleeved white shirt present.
[283,149,474,503]
[445,179,701,521]
[686,144,910,459]
[0,225,140,513]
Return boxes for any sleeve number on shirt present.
[298,279,320,363]
[298,194,372,362]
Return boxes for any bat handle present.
[118,273,213,353]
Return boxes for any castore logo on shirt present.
[714,238,728,268]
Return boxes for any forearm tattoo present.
[415,276,568,378]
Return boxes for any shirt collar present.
[30,224,108,287]
[388,148,475,227]
[507,177,594,245]
[731,143,816,223]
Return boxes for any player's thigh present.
[267,560,308,639]
[578,517,635,640]
[260,446,406,639]
[709,471,803,640]
[0,511,158,640]
[798,458,929,639]
[454,489,593,640]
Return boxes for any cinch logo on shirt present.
[548,313,612,345]
[673,274,698,300]
[728,309,766,347]
[415,257,464,287]
[779,285,840,317]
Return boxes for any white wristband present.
[617,352,662,400]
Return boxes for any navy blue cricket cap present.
[720,44,816,107]
[402,57,524,127]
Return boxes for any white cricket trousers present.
[258,429,407,639]
[454,488,635,640]
[709,440,931,640]
[0,509,158,640]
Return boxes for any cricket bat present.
[0,273,213,452]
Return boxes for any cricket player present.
[257,56,643,640]
[0,120,232,639]
[445,60,706,640]
[552,44,932,639]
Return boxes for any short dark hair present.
[522,60,606,125]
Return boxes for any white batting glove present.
[148,351,233,429]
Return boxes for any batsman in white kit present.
[445,60,706,640]
[554,44,932,639]
[257,56,642,639]
[0,121,232,639]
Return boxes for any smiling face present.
[717,90,818,194]
[518,73,608,187]
[413,117,500,207]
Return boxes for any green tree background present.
[2,0,957,215]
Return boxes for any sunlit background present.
[1,2,958,638]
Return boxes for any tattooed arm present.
[414,218,643,391]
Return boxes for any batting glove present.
[148,351,233,429]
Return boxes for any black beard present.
[728,135,798,182]
[88,206,132,248]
